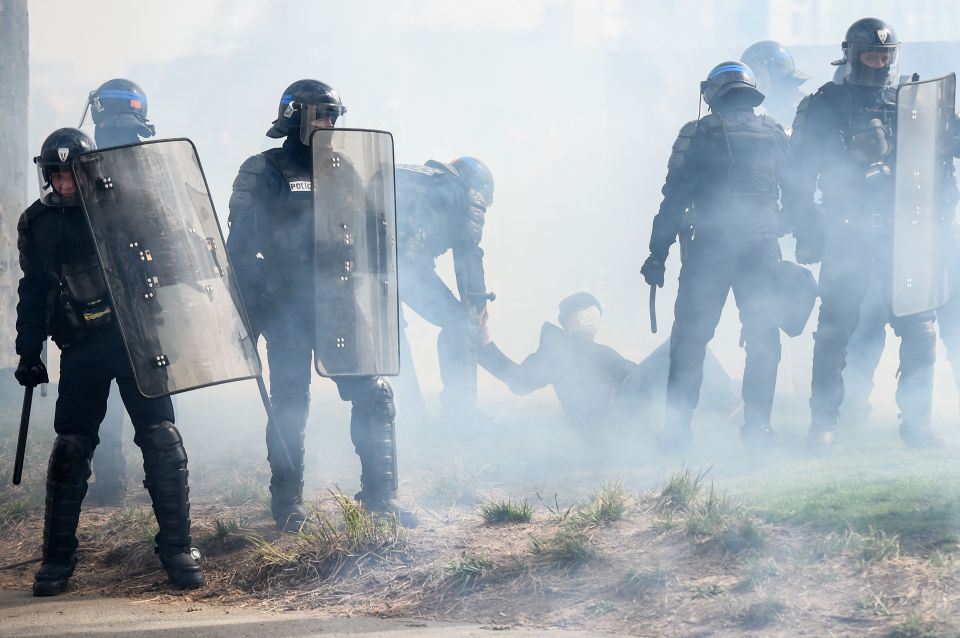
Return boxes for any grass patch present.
[617,566,669,598]
[448,554,494,587]
[746,476,960,547]
[686,485,764,554]
[740,597,785,629]
[249,489,406,587]
[106,506,157,543]
[576,481,628,527]
[0,499,33,528]
[810,527,900,564]
[530,528,599,568]
[426,461,483,507]
[480,498,533,524]
[537,492,573,523]
[659,466,709,511]
[220,472,269,508]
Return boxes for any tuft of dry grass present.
[480,499,533,524]
[659,466,710,511]
[530,528,599,568]
[576,481,628,528]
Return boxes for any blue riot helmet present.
[82,78,156,148]
[451,157,494,206]
[266,79,347,145]
[34,128,96,207]
[700,61,765,108]
[741,40,809,96]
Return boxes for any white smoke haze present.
[20,1,960,489]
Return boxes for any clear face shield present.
[298,103,345,145]
[847,43,900,87]
[36,162,79,206]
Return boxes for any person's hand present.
[15,357,48,387]
[478,308,492,346]
[641,254,666,287]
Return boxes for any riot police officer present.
[227,80,417,531]
[741,40,810,126]
[16,129,203,595]
[81,78,158,505]
[394,157,493,424]
[786,18,948,448]
[641,61,790,452]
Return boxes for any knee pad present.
[47,435,95,484]
[813,321,849,348]
[134,421,188,468]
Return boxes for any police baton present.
[40,340,48,398]
[12,386,34,486]
[649,285,658,334]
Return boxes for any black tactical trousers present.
[263,308,399,497]
[42,324,179,563]
[398,263,478,417]
[90,389,126,490]
[666,233,782,430]
[55,325,175,440]
[811,224,936,430]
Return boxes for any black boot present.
[740,422,779,449]
[899,419,944,449]
[806,418,838,452]
[350,378,418,528]
[33,435,94,597]
[136,422,204,590]
[266,399,309,532]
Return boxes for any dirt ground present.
[3,385,960,637]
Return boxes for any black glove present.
[15,357,48,388]
[641,254,666,288]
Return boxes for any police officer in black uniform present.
[741,40,810,126]
[227,80,416,531]
[786,18,945,449]
[393,157,493,423]
[16,128,202,595]
[641,61,790,452]
[81,78,158,505]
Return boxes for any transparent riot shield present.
[310,128,399,377]
[892,74,956,317]
[73,139,261,398]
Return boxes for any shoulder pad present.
[238,154,266,175]
[233,154,268,193]
[424,159,455,174]
[678,120,700,137]
[700,114,723,129]
[21,200,48,224]
[396,163,444,179]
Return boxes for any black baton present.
[649,285,658,334]
[12,386,34,486]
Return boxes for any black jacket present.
[16,200,102,360]
[478,322,635,424]
[650,107,790,259]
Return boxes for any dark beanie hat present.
[558,292,602,326]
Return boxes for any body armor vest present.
[690,110,785,237]
[395,163,464,263]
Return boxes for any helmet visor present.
[848,43,900,86]
[36,162,79,206]
[299,103,344,145]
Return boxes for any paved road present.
[0,591,625,638]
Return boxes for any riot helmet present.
[451,156,494,206]
[266,79,347,145]
[741,41,809,96]
[82,78,156,148]
[700,61,765,109]
[836,18,900,87]
[34,128,96,207]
